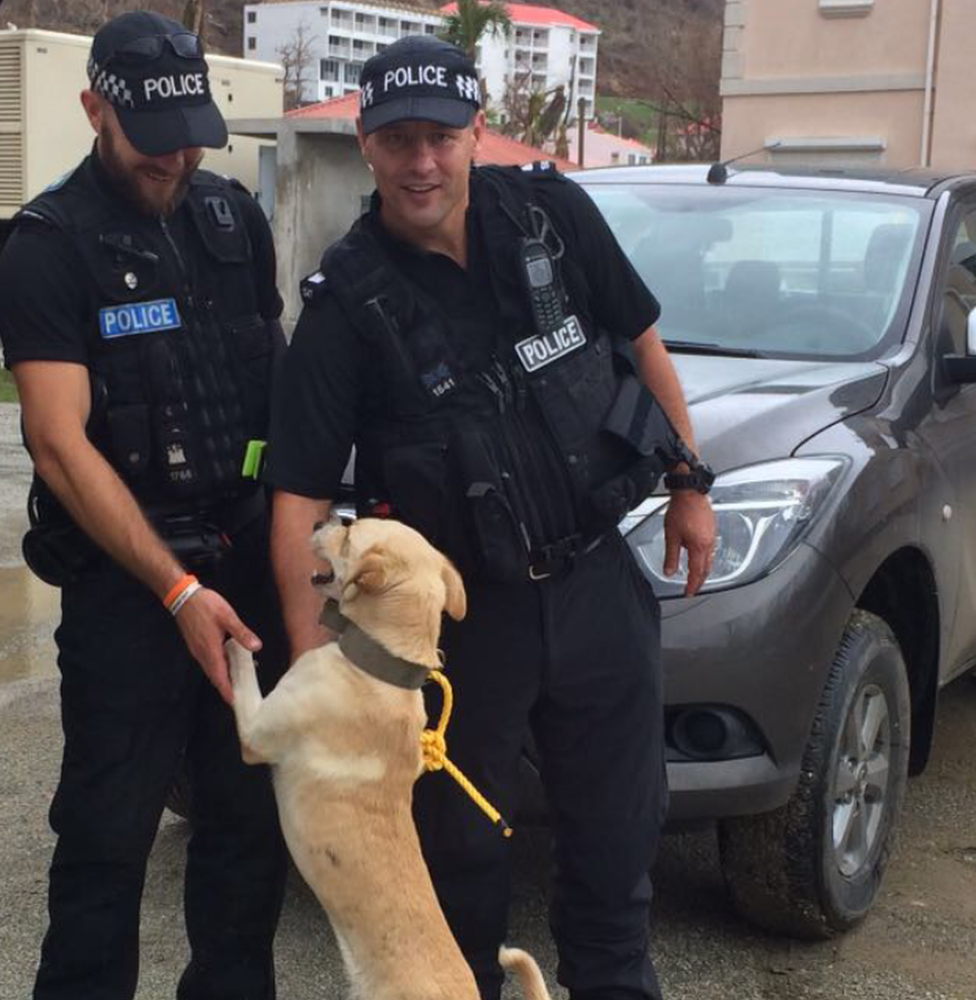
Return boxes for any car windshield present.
[581,182,930,360]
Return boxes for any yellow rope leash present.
[421,669,513,838]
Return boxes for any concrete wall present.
[204,53,285,193]
[270,121,374,329]
[720,0,976,170]
[929,0,976,170]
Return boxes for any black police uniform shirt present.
[266,168,661,502]
[0,150,282,372]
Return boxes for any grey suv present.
[573,164,976,938]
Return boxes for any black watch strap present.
[664,461,715,495]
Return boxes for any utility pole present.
[577,96,586,168]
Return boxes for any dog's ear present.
[441,558,466,621]
[342,547,389,603]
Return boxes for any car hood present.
[672,355,888,472]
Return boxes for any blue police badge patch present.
[515,315,586,373]
[98,298,182,339]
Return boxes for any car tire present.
[717,609,911,939]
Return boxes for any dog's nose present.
[339,514,355,527]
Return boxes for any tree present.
[277,21,318,111]
[439,0,510,109]
[182,0,206,45]
[439,0,511,60]
[500,73,565,150]
[642,7,722,162]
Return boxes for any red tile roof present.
[286,93,576,170]
[440,2,598,32]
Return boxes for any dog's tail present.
[499,946,552,1000]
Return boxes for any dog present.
[228,516,551,1000]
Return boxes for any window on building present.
[425,24,437,35]
[353,39,365,51]
[246,11,256,24]
[247,37,256,51]
[320,59,339,82]
[345,62,363,84]
[611,152,620,164]
[819,0,874,15]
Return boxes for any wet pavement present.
[1,399,975,999]
[0,402,58,685]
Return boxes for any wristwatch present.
[664,453,715,495]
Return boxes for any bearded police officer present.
[0,12,288,1000]
[268,36,715,1000]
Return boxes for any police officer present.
[0,12,287,1000]
[267,36,715,1000]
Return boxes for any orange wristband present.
[163,573,198,610]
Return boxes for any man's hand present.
[663,490,715,597]
[173,588,262,704]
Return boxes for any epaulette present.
[521,160,566,178]
[300,269,329,306]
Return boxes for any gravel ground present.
[1,400,975,1000]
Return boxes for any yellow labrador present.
[227,516,551,1000]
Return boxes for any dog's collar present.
[319,600,429,690]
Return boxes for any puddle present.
[0,565,59,683]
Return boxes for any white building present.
[244,0,443,103]
[243,1,599,119]
[562,121,655,170]
[458,3,599,122]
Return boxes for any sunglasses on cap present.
[101,32,204,69]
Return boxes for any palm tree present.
[439,0,511,62]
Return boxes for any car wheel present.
[717,609,910,939]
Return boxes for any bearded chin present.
[98,125,198,217]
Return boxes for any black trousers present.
[413,533,668,1000]
[33,515,288,1000]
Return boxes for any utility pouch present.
[452,427,531,583]
[22,522,101,587]
[589,374,681,523]
[158,514,230,570]
[602,373,681,459]
[380,441,450,547]
[106,403,152,481]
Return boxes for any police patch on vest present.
[98,299,182,339]
[515,315,586,373]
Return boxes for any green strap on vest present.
[241,440,266,479]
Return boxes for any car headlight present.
[621,457,847,598]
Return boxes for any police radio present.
[520,237,567,335]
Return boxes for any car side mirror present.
[943,308,976,383]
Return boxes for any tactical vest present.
[18,157,278,515]
[309,166,682,583]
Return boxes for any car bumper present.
[653,541,855,823]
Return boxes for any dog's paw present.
[224,638,254,690]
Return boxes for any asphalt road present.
[2,400,975,1000]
